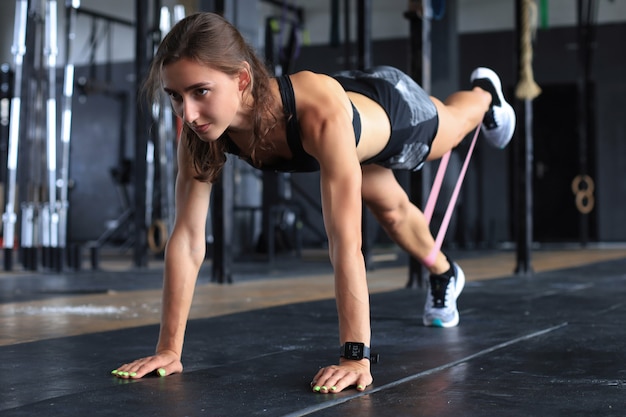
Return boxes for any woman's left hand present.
[310,359,373,394]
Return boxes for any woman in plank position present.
[112,12,515,393]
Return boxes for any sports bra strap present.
[276,75,305,158]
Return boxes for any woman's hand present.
[111,350,183,379]
[310,359,373,394]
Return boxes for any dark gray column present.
[133,0,160,268]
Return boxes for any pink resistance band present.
[422,123,482,268]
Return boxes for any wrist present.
[339,356,371,369]
[156,346,182,358]
[340,342,379,363]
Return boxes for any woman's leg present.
[361,164,464,327]
[429,67,517,159]
[361,164,449,274]
[427,88,491,161]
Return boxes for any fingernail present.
[313,386,321,392]
[111,370,119,375]
[357,385,365,390]
[157,368,166,377]
[130,372,137,377]
[121,372,130,377]
[330,386,337,392]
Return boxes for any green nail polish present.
[111,370,118,375]
[313,386,321,392]
[130,372,137,377]
[122,372,129,377]
[357,385,365,390]
[157,368,166,377]
[330,386,337,391]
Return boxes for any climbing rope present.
[515,0,542,100]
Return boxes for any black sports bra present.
[222,74,362,173]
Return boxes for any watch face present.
[344,342,364,359]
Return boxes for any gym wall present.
[292,22,626,246]
[1,1,625,249]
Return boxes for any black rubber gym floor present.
[1,257,625,416]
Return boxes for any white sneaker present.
[470,67,516,149]
[423,262,465,328]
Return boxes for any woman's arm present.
[112,137,211,379]
[293,72,373,393]
[156,138,212,359]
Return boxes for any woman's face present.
[161,58,248,142]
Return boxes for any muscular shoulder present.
[289,70,338,87]
[285,71,356,160]
[288,71,352,134]
[288,71,346,109]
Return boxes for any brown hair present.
[144,12,275,183]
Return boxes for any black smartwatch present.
[340,342,379,363]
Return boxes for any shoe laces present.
[429,275,452,309]
[483,107,499,130]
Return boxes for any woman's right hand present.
[111,350,183,379]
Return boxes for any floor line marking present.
[281,322,569,417]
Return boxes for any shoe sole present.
[495,101,516,148]
[426,311,459,328]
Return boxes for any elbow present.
[328,235,363,267]
[165,232,207,269]
[189,243,207,269]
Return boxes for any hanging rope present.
[515,0,542,100]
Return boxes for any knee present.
[373,202,408,234]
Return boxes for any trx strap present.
[423,123,482,268]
